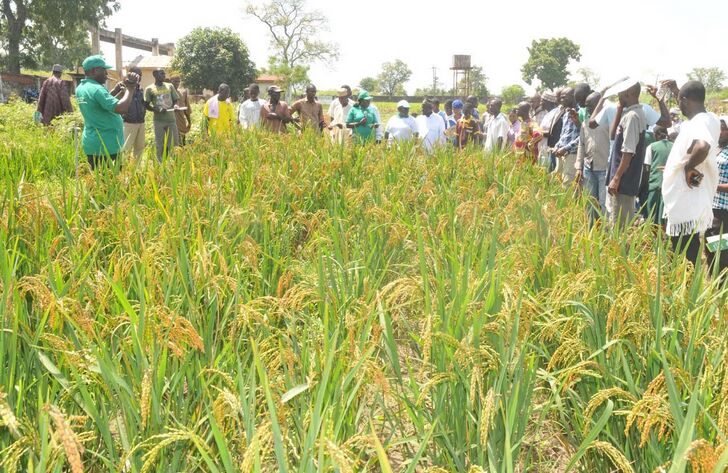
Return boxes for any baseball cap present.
[52,64,63,72]
[268,85,284,93]
[82,55,113,72]
[358,91,373,101]
[452,99,464,109]
[396,100,410,109]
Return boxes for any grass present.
[1,98,728,472]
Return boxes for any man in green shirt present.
[644,125,673,224]
[346,91,379,144]
[75,55,139,169]
[144,68,180,162]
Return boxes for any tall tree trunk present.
[2,0,28,73]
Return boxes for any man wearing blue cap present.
[75,55,140,169]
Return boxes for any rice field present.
[2,99,728,473]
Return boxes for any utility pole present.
[431,66,438,94]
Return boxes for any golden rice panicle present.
[241,421,273,472]
[45,404,84,473]
[584,388,637,424]
[0,435,33,471]
[479,388,497,449]
[0,389,21,439]
[325,439,354,473]
[140,368,152,430]
[588,440,635,473]
[624,392,672,447]
[685,439,724,473]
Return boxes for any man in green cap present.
[346,91,379,144]
[75,55,140,169]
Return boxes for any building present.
[255,74,283,89]
[127,55,175,90]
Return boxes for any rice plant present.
[1,99,728,472]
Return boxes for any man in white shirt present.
[385,100,418,146]
[238,84,265,129]
[661,80,721,265]
[484,98,509,152]
[328,87,354,145]
[416,99,446,153]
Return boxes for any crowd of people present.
[36,55,728,275]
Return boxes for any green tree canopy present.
[521,37,581,90]
[459,65,489,98]
[376,59,412,97]
[501,84,526,105]
[172,27,256,96]
[687,67,726,93]
[263,57,310,96]
[358,77,378,94]
[0,0,119,73]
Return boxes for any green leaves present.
[520,37,581,89]
[172,27,257,95]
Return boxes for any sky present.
[101,0,728,95]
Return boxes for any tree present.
[575,67,600,89]
[263,57,310,96]
[687,67,726,93]
[359,77,378,93]
[246,0,338,69]
[376,59,412,97]
[521,38,581,90]
[0,0,119,73]
[172,27,256,95]
[457,65,489,97]
[501,84,526,105]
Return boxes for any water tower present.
[451,55,473,96]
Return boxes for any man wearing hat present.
[144,68,180,161]
[75,55,140,169]
[328,87,354,144]
[346,91,379,144]
[116,66,150,159]
[260,85,292,133]
[384,100,418,146]
[36,64,73,126]
[538,91,559,168]
[606,80,647,229]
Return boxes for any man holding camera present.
[76,55,140,169]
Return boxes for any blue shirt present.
[555,113,580,154]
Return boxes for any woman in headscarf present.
[346,91,379,144]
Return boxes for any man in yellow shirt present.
[203,83,234,136]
